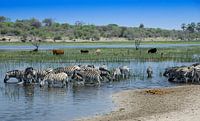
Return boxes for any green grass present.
[0,46,199,62]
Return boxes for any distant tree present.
[187,22,196,33]
[42,18,53,26]
[30,18,42,28]
[61,23,70,29]
[75,21,84,26]
[196,22,200,32]
[181,23,186,31]
[0,16,8,22]
[53,35,62,42]
[139,23,144,29]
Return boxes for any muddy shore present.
[77,85,200,121]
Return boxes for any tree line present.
[0,16,200,42]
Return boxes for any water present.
[0,60,195,121]
[0,43,200,50]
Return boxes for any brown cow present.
[52,50,64,55]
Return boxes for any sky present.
[0,0,200,29]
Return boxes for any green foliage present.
[0,16,199,41]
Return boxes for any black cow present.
[148,48,157,53]
[80,50,89,53]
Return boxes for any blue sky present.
[0,0,200,29]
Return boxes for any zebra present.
[119,66,130,79]
[4,70,25,83]
[72,70,102,85]
[112,68,121,81]
[40,72,68,88]
[146,66,153,78]
[26,68,53,83]
[79,66,111,82]
[53,65,81,77]
[191,67,200,83]
[24,67,37,83]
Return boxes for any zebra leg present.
[61,79,67,88]
[48,80,53,88]
[97,77,101,85]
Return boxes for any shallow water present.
[0,43,200,50]
[0,60,195,121]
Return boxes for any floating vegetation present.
[145,89,174,95]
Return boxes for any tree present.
[196,22,200,32]
[30,18,41,28]
[181,23,186,31]
[187,22,196,33]
[42,18,53,26]
[31,35,41,51]
[139,23,144,29]
[0,16,8,22]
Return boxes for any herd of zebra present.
[163,63,200,83]
[3,64,131,87]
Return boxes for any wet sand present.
[77,85,200,121]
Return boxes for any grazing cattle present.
[52,50,64,55]
[80,50,89,54]
[148,48,157,53]
[95,49,101,55]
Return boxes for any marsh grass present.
[0,46,200,62]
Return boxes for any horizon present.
[0,0,200,30]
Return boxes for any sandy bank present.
[77,85,200,121]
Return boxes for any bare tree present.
[30,35,40,52]
[135,38,142,50]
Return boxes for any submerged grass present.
[0,46,200,62]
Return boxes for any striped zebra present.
[112,68,121,81]
[72,70,102,85]
[40,72,68,88]
[119,66,130,79]
[79,66,111,82]
[27,68,53,83]
[147,66,153,78]
[191,67,200,83]
[4,70,25,83]
[53,65,81,80]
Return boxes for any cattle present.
[148,48,157,53]
[52,50,64,55]
[95,49,101,55]
[80,50,89,54]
